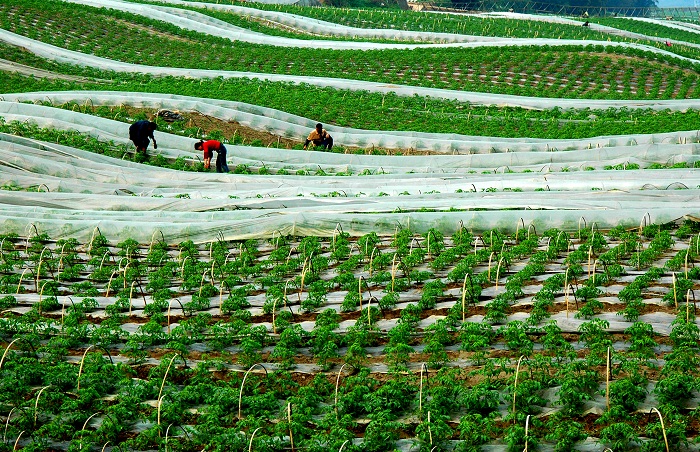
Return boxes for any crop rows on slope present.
[143,0,610,39]
[0,223,699,451]
[3,0,700,99]
[6,67,700,140]
[593,17,700,46]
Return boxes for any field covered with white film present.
[4,0,700,451]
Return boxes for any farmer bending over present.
[129,120,158,154]
[195,139,229,173]
[303,123,333,151]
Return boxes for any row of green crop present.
[5,67,700,139]
[141,0,611,40]
[591,16,700,45]
[0,224,698,451]
[3,0,700,100]
[4,119,700,181]
[172,0,700,59]
[127,0,422,43]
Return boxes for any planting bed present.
[0,221,700,451]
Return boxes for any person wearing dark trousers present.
[195,139,229,173]
[303,123,333,150]
[129,120,158,154]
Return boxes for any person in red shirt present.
[194,139,229,173]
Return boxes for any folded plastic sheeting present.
[3,95,700,156]
[1,132,699,243]
[3,28,700,111]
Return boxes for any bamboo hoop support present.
[650,407,670,452]
[512,355,526,421]
[105,270,119,298]
[157,354,187,428]
[419,362,428,415]
[334,363,353,418]
[34,385,51,426]
[338,440,350,452]
[248,427,262,452]
[15,267,29,294]
[238,363,268,419]
[13,431,24,451]
[3,407,15,442]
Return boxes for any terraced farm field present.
[3,0,700,450]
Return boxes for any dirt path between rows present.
[0,58,105,83]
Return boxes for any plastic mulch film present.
[1,132,700,242]
[4,95,700,156]
[61,0,700,53]
[2,29,700,111]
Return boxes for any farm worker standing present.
[195,139,229,173]
[129,120,158,154]
[303,123,333,151]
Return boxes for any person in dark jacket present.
[129,120,158,154]
[195,139,229,173]
[303,123,333,150]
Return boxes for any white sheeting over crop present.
[3,94,700,156]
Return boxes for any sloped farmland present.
[2,0,700,450]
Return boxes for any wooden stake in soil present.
[461,273,469,322]
[673,272,678,308]
[512,355,525,422]
[419,362,428,415]
[288,402,295,452]
[391,253,398,292]
[128,281,136,315]
[605,346,610,410]
[523,414,531,452]
[427,410,433,445]
[565,284,570,319]
[358,275,364,312]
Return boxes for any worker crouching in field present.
[129,120,158,155]
[195,139,229,173]
[303,123,333,151]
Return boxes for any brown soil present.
[120,106,302,149]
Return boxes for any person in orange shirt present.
[194,139,229,173]
[303,123,333,150]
